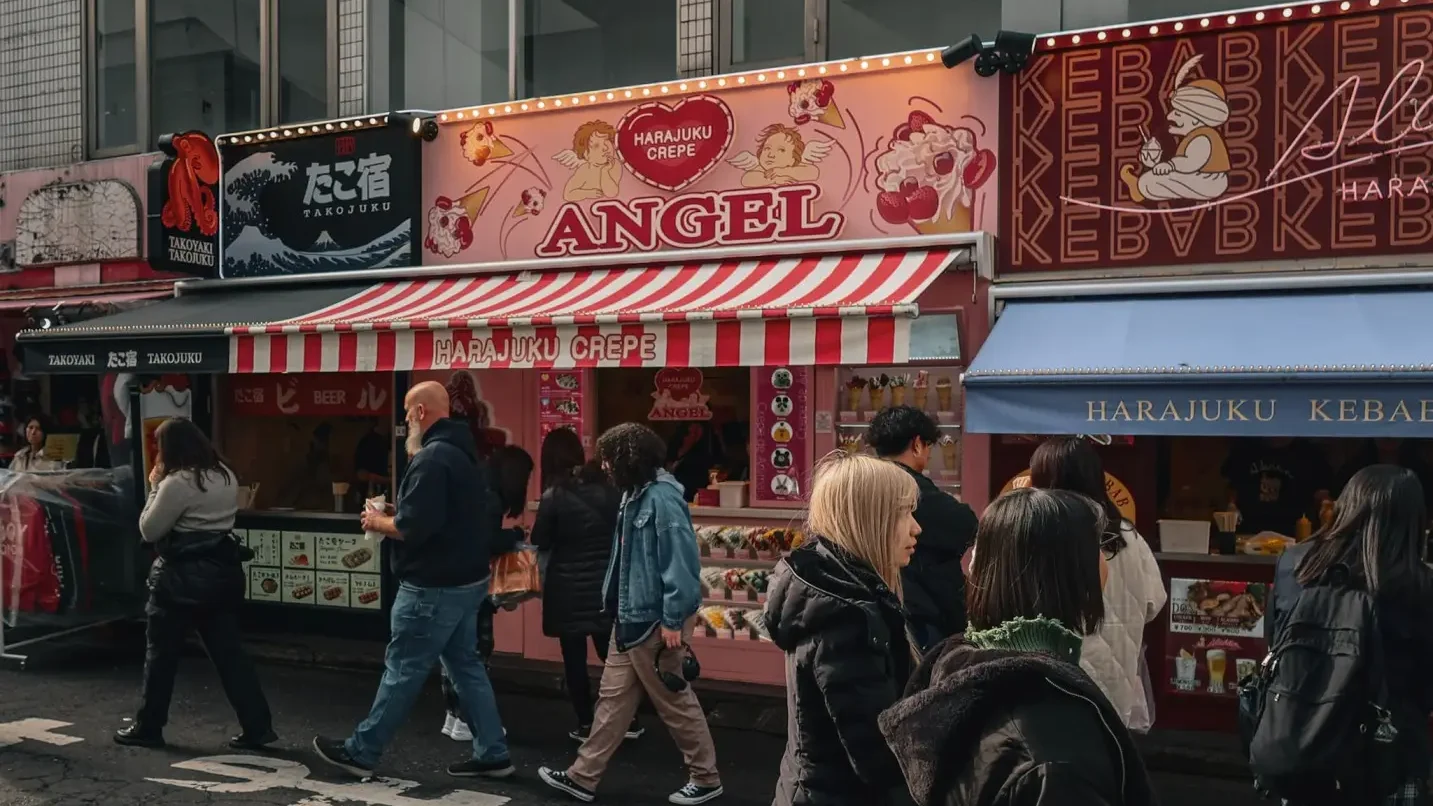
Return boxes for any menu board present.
[1165,577,1269,698]
[753,367,809,504]
[538,370,585,443]
[246,528,382,610]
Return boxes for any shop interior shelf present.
[698,553,782,568]
[835,421,962,430]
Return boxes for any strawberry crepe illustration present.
[875,110,996,234]
[424,187,491,257]
[459,120,514,167]
[512,186,547,218]
[787,79,845,128]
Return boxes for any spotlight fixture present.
[972,30,1037,76]
[391,112,439,142]
[940,34,984,69]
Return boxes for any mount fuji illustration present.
[221,149,413,277]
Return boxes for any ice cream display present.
[936,375,954,411]
[912,371,930,410]
[844,375,867,412]
[875,111,996,234]
[889,374,908,406]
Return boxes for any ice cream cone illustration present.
[843,376,867,412]
[424,187,491,257]
[511,186,548,218]
[936,376,953,411]
[819,105,846,128]
[874,110,996,236]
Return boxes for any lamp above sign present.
[1002,3,1433,274]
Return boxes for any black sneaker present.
[539,766,596,803]
[669,782,724,805]
[113,725,164,749]
[625,719,645,740]
[228,730,278,751]
[447,757,516,779]
[311,735,373,778]
[568,724,592,743]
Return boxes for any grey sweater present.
[139,468,239,543]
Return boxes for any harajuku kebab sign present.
[1003,2,1433,273]
[420,56,999,263]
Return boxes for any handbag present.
[489,543,541,609]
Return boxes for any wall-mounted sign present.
[648,368,712,421]
[1001,469,1137,523]
[1002,5,1433,273]
[220,123,420,277]
[15,180,141,267]
[754,366,809,503]
[227,373,392,418]
[19,336,229,375]
[148,131,221,276]
[421,63,998,264]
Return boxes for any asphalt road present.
[0,657,1267,805]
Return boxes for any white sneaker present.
[441,714,456,738]
[450,719,473,742]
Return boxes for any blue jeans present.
[345,580,508,767]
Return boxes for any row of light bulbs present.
[434,50,946,125]
[1043,0,1418,49]
[216,115,391,147]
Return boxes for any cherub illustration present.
[553,120,622,202]
[727,124,832,188]
[460,120,513,168]
[1119,54,1232,204]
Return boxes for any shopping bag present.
[537,548,552,591]
[489,543,541,609]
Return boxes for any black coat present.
[895,464,978,650]
[148,530,249,610]
[879,638,1158,806]
[390,418,494,587]
[531,477,620,638]
[763,538,913,806]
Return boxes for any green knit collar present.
[965,616,1083,663]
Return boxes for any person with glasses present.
[1028,436,1167,732]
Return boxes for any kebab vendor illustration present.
[1119,54,1231,204]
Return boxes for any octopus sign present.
[148,130,221,276]
[420,60,998,264]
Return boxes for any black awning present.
[17,283,369,374]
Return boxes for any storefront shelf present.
[702,594,766,608]
[835,422,962,431]
[1153,552,1278,566]
[698,555,781,568]
[691,506,807,521]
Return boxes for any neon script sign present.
[1066,55,1433,215]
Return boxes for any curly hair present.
[596,422,667,491]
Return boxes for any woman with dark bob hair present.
[1029,436,1166,732]
[117,418,274,750]
[878,487,1157,806]
[1265,465,1433,804]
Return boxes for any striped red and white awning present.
[229,247,955,372]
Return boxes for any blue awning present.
[964,289,1433,437]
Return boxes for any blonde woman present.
[763,453,921,806]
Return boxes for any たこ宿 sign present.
[1004,3,1433,274]
[420,57,998,264]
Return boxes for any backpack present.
[1241,566,1402,802]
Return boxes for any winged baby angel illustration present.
[728,124,834,188]
[552,120,623,202]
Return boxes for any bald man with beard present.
[313,381,515,780]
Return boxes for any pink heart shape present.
[617,95,735,192]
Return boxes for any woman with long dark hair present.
[879,487,1157,806]
[1029,436,1167,732]
[442,444,533,742]
[9,415,58,471]
[1267,465,1433,805]
[530,427,643,742]
[116,418,274,750]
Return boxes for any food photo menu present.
[241,529,381,610]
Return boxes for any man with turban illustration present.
[1120,55,1231,204]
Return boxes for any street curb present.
[238,635,1251,779]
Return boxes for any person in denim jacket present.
[540,423,723,806]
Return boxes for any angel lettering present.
[727,124,832,188]
[553,120,623,202]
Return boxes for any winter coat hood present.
[765,537,902,653]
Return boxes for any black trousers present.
[559,630,611,727]
[137,601,273,736]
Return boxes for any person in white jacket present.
[1029,437,1168,732]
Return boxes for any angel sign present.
[728,124,833,188]
[553,120,623,202]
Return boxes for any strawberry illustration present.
[875,190,910,224]
[964,149,997,190]
[905,186,940,221]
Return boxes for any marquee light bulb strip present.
[1041,0,1424,51]
[432,50,945,126]
[216,114,392,147]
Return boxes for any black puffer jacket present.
[879,638,1158,806]
[763,537,913,806]
[896,464,978,651]
[148,531,250,609]
[532,476,620,637]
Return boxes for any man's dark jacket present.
[897,462,979,651]
[391,417,494,587]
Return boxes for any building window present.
[1125,0,1263,22]
[523,0,677,98]
[94,0,138,151]
[722,0,807,71]
[826,0,999,60]
[370,0,508,112]
[278,0,331,123]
